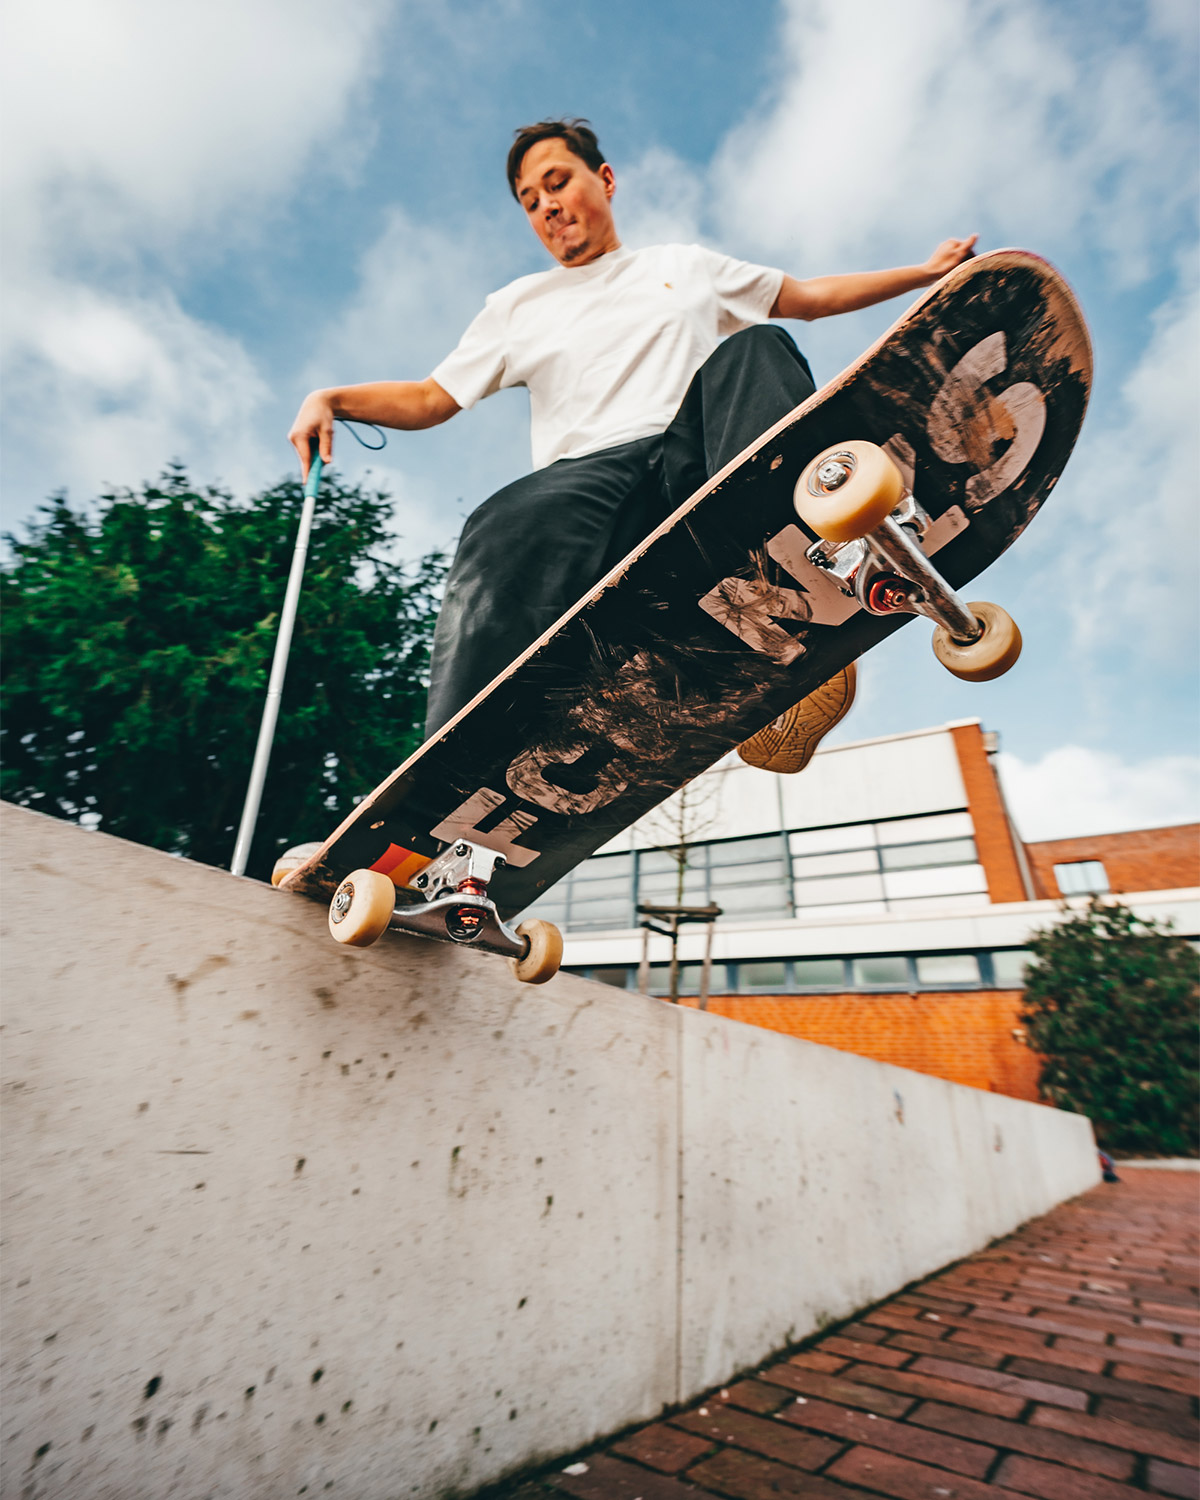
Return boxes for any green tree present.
[1021,897,1199,1156]
[1,466,445,881]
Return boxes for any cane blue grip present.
[304,449,324,499]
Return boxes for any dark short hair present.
[506,118,606,200]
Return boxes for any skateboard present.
[276,250,1091,983]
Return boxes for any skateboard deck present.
[280,249,1090,932]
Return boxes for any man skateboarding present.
[289,118,976,770]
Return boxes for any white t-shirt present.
[431,243,784,470]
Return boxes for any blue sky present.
[3,0,1197,840]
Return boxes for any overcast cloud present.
[1,0,391,503]
[997,745,1200,843]
[711,0,1195,283]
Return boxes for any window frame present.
[1051,859,1110,896]
[567,949,1046,996]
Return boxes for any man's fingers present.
[287,393,335,480]
[289,433,311,482]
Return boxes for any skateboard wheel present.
[328,869,395,947]
[510,919,563,985]
[795,440,905,543]
[932,600,1022,682]
[271,842,323,887]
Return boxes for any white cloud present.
[3,277,272,513]
[1146,0,1200,50]
[616,147,706,250]
[710,0,1194,283]
[307,206,516,385]
[1,0,391,255]
[1047,273,1200,657]
[996,745,1200,841]
[299,205,533,555]
[1,0,394,517]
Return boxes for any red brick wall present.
[949,723,1028,902]
[682,989,1042,1101]
[1024,824,1200,899]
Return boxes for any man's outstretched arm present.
[288,378,461,480]
[770,236,978,321]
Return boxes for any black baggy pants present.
[425,323,816,737]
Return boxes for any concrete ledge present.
[0,803,1099,1499]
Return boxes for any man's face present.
[515,138,619,267]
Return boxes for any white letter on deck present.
[430,789,541,867]
[698,523,858,660]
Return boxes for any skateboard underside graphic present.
[277,251,1091,982]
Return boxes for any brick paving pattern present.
[496,1169,1198,1499]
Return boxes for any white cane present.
[230,449,324,877]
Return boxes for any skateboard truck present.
[805,491,982,644]
[323,839,564,983]
[399,841,526,959]
[797,441,1022,681]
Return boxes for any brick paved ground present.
[494,1169,1198,1499]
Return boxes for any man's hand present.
[286,378,460,481]
[288,391,336,482]
[923,235,978,280]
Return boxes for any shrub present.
[1021,897,1199,1156]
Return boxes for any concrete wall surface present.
[0,803,1099,1500]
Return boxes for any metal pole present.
[699,916,715,1011]
[637,923,651,996]
[230,453,324,876]
[668,914,681,1003]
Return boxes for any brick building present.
[1024,824,1199,900]
[530,721,1199,1102]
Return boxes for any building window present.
[637,835,792,918]
[537,812,989,938]
[792,869,886,909]
[792,956,848,989]
[646,962,722,996]
[915,953,981,987]
[881,837,978,870]
[790,817,984,916]
[1052,860,1109,896]
[568,950,1050,997]
[531,852,635,931]
[637,847,708,907]
[708,835,792,917]
[990,950,1033,987]
[736,959,787,991]
[569,852,635,929]
[852,955,912,988]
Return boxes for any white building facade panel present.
[780,727,968,830]
[882,863,989,901]
[794,871,888,907]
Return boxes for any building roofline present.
[801,718,983,759]
[1025,822,1200,846]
